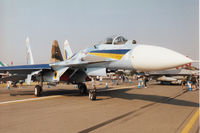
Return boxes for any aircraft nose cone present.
[131,45,192,71]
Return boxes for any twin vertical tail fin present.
[26,37,34,65]
[50,40,73,62]
[50,40,64,63]
[25,37,34,85]
[64,40,73,60]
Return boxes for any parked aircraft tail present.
[26,37,34,65]
[0,61,8,67]
[64,40,73,60]
[25,37,35,84]
[50,40,63,63]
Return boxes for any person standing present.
[197,76,199,89]
[191,75,198,91]
[186,76,192,91]
[143,76,149,88]
[137,75,142,88]
[181,76,187,90]
[112,74,116,85]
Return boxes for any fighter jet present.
[147,65,199,84]
[26,37,34,65]
[0,61,8,80]
[0,37,34,84]
[0,35,192,99]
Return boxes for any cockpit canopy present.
[103,35,128,45]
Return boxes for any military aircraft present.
[26,37,34,65]
[147,66,199,84]
[0,61,8,80]
[0,35,193,99]
[0,37,34,84]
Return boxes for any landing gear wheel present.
[34,85,42,97]
[78,83,88,95]
[89,89,96,100]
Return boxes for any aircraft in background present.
[0,35,193,100]
[0,61,8,79]
[26,37,34,65]
[0,37,34,84]
[0,61,8,67]
[147,66,199,85]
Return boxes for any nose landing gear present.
[89,89,96,100]
[89,79,96,100]
[77,82,97,100]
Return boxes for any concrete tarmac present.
[0,82,199,133]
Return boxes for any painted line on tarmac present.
[0,95,63,105]
[181,109,199,133]
[0,85,136,105]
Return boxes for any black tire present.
[78,83,87,95]
[82,83,87,94]
[34,85,42,97]
[89,90,96,100]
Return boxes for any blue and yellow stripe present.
[88,49,131,60]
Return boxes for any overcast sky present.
[0,0,199,67]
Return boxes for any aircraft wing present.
[68,61,109,68]
[0,74,27,82]
[52,60,111,69]
[0,64,51,74]
[52,54,112,69]
[0,60,108,75]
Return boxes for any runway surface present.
[0,82,199,133]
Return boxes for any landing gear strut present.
[34,74,43,97]
[89,78,96,100]
[78,83,88,95]
[89,89,96,100]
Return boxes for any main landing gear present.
[34,85,43,97]
[78,83,88,95]
[78,82,96,100]
[34,74,43,97]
